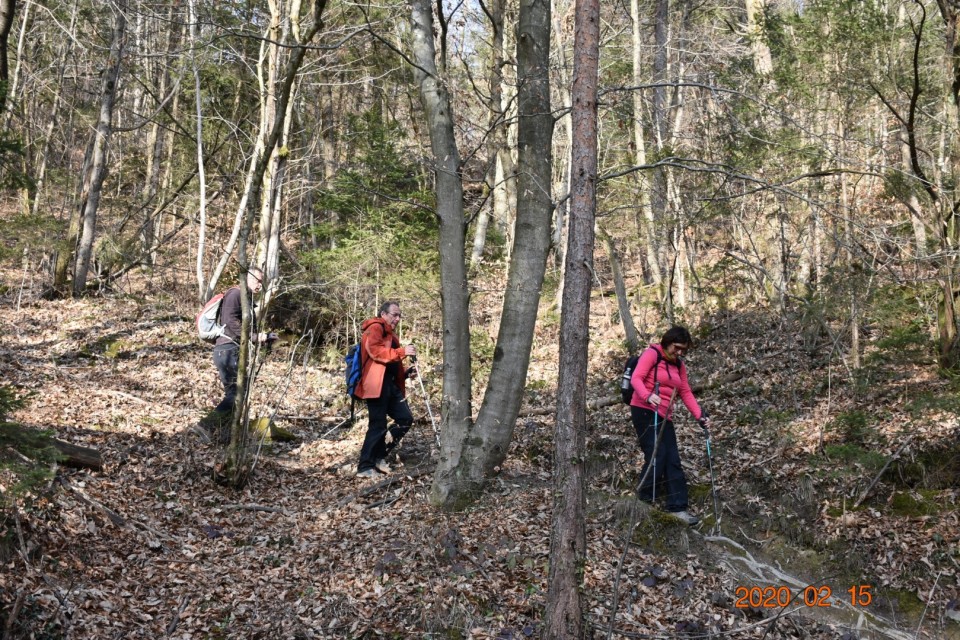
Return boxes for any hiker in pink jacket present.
[630,326,710,525]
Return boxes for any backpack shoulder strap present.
[653,348,663,387]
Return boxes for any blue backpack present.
[344,343,364,400]
[345,338,370,423]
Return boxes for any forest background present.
[1,0,960,637]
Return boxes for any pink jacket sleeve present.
[676,365,702,420]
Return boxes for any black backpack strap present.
[646,346,663,388]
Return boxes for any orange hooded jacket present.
[355,316,408,399]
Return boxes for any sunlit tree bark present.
[72,1,126,296]
[545,0,597,632]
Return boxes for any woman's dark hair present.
[660,325,692,348]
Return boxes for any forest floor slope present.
[1,282,958,639]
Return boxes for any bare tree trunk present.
[221,0,327,484]
[545,0,596,632]
[900,138,927,257]
[0,0,16,113]
[189,0,212,298]
[440,0,553,509]
[499,5,519,255]
[744,0,773,76]
[202,0,323,302]
[932,2,960,368]
[316,81,337,248]
[409,0,474,509]
[30,1,78,219]
[472,0,505,267]
[256,0,290,295]
[651,0,670,304]
[53,134,93,291]
[550,0,573,283]
[631,0,660,288]
[429,0,553,510]
[140,2,179,265]
[73,1,126,296]
[598,225,638,351]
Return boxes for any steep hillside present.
[1,278,957,639]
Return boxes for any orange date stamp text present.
[734,585,873,608]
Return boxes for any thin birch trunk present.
[73,2,126,296]
[471,0,505,267]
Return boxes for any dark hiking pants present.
[358,376,413,472]
[213,343,239,413]
[632,406,689,513]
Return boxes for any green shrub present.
[283,107,441,346]
[822,443,885,470]
[828,410,873,445]
[0,387,60,510]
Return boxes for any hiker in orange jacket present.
[354,301,417,478]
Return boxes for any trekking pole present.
[410,356,440,447]
[651,382,660,503]
[699,414,720,533]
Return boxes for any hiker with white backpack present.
[199,268,275,437]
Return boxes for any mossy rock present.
[889,490,940,517]
[882,588,925,618]
[249,417,297,443]
[688,482,713,502]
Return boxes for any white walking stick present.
[411,356,440,447]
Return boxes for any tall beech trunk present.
[429,0,553,510]
[417,0,553,510]
[409,0,474,508]
[468,0,553,477]
[545,0,597,633]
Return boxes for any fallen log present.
[50,438,103,471]
[4,424,103,471]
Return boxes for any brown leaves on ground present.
[0,293,956,638]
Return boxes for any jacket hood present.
[362,316,392,333]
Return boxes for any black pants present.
[213,343,239,413]
[357,377,413,472]
[632,406,688,512]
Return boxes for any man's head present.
[247,268,264,294]
[379,300,402,329]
